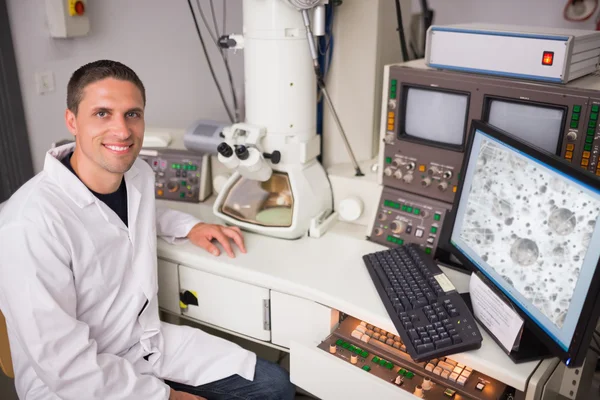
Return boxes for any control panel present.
[369,187,451,255]
[139,148,211,203]
[319,316,515,399]
[381,62,600,206]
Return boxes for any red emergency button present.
[542,51,554,66]
[74,1,85,15]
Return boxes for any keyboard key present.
[449,308,459,317]
[452,335,462,344]
[351,330,363,339]
[436,361,454,371]
[453,366,464,374]
[441,370,450,379]
[460,370,471,379]
[356,325,366,334]
[435,338,452,349]
[457,375,468,386]
[408,330,419,341]
[444,359,457,367]
[425,363,435,372]
[360,334,370,343]
[433,366,443,376]
[449,372,459,382]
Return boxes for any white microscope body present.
[214,0,333,240]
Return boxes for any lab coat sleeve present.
[155,204,202,244]
[0,223,170,400]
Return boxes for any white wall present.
[413,0,598,30]
[7,0,244,173]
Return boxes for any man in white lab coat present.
[0,60,295,400]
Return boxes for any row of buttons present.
[388,111,396,132]
[581,104,598,166]
[424,357,472,386]
[390,79,398,100]
[382,200,442,221]
[569,104,583,129]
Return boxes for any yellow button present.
[453,186,457,193]
[388,118,395,125]
[566,151,573,158]
[566,144,574,151]
[583,151,591,159]
[596,170,600,176]
[157,189,164,196]
[419,165,426,172]
[388,112,394,118]
[387,124,394,131]
[582,158,589,166]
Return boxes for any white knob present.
[438,181,449,191]
[443,170,453,179]
[422,177,432,187]
[388,99,397,109]
[394,376,403,385]
[414,385,424,398]
[338,197,364,221]
[351,354,358,364]
[384,134,394,144]
[213,174,231,194]
[422,377,433,390]
[329,344,336,354]
[384,167,393,177]
[374,228,383,236]
[392,158,402,167]
[394,170,403,180]
[567,131,577,141]
[403,174,414,183]
[391,220,408,234]
[405,162,416,171]
[428,166,441,176]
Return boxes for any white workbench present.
[156,198,542,393]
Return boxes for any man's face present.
[65,78,145,175]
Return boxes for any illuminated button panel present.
[585,103,599,171]
[318,316,511,400]
[138,149,207,203]
[369,187,450,255]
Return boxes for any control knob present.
[167,181,179,193]
[388,99,397,109]
[421,177,432,187]
[443,170,453,179]
[350,354,358,364]
[391,220,408,234]
[403,174,414,184]
[392,158,402,168]
[405,162,416,171]
[378,213,387,221]
[384,167,393,177]
[373,228,383,236]
[567,131,578,141]
[393,170,403,180]
[422,377,433,391]
[413,385,424,398]
[384,134,394,144]
[438,181,449,192]
[338,197,363,221]
[428,166,442,176]
[329,343,336,354]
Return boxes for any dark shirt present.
[61,152,129,227]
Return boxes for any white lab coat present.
[0,144,256,399]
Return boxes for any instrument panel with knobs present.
[369,187,451,256]
[318,316,513,400]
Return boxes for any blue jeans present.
[165,358,296,400]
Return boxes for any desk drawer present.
[178,265,271,341]
[290,340,417,400]
[157,259,181,315]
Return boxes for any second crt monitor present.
[447,120,600,368]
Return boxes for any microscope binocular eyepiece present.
[217,142,234,158]
[235,145,250,160]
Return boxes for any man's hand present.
[187,223,247,258]
[169,388,206,400]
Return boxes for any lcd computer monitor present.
[402,86,469,148]
[447,120,600,367]
[484,98,566,155]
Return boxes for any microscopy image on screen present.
[459,138,600,328]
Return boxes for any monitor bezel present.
[446,120,600,367]
[482,95,568,156]
[398,84,471,152]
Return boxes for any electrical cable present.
[187,0,234,122]
[197,0,240,122]
[394,0,410,61]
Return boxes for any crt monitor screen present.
[404,87,468,146]
[450,122,600,364]
[486,99,565,154]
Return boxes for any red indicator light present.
[542,51,554,66]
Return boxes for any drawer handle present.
[179,290,199,309]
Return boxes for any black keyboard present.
[363,243,482,362]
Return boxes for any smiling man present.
[0,60,295,400]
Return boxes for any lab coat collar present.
[44,143,143,210]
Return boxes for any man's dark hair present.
[67,60,146,114]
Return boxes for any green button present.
[405,371,415,379]
[342,343,350,349]
[425,247,432,255]
[589,120,597,128]
[360,350,368,358]
[401,205,407,211]
[181,181,187,186]
[385,361,394,370]
[434,213,441,221]
[592,113,598,121]
[431,226,438,234]
[335,339,344,346]
[572,113,580,121]
[391,79,397,86]
[379,359,387,366]
[372,356,380,363]
[362,365,371,372]
[585,144,592,151]
[390,93,396,99]
[397,238,404,245]
[587,136,594,143]
[349,345,356,352]
[593,105,599,113]
[574,105,582,113]
[414,208,420,215]
[387,235,394,243]
[385,157,392,164]
[179,192,185,198]
[588,128,596,135]
[406,206,413,213]
[571,121,579,129]
[399,368,407,376]
[353,348,362,355]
